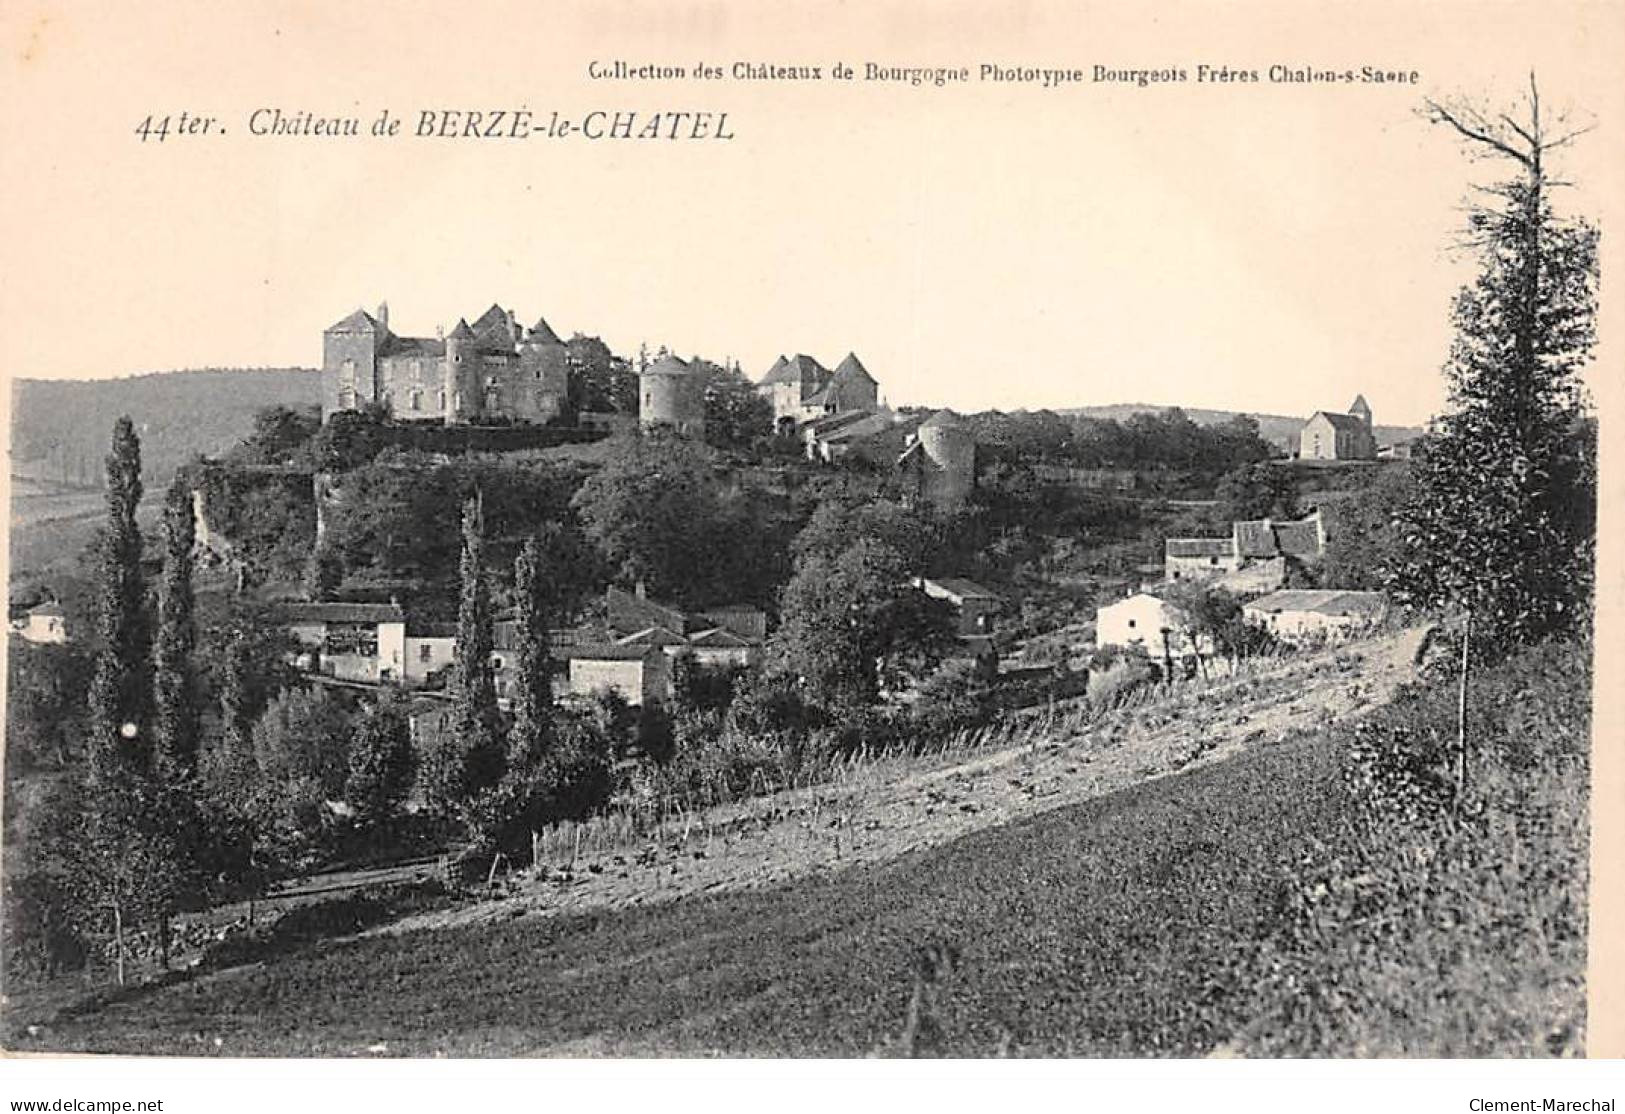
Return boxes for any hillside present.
[1065,403,1421,451]
[9,368,320,488]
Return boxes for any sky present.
[1,0,1621,428]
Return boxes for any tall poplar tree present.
[505,531,557,772]
[87,416,149,776]
[1393,77,1599,656]
[152,479,200,782]
[446,493,504,806]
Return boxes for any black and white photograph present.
[1,0,1622,1105]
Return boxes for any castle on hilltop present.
[322,302,570,425]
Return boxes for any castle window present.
[438,389,447,410]
[409,389,422,411]
[419,644,432,663]
[486,375,498,387]
[338,388,356,410]
[341,358,357,385]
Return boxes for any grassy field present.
[6,637,1585,1058]
[11,731,1348,1057]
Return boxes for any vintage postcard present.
[1,0,1622,1107]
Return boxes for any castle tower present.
[900,409,976,510]
[322,308,385,420]
[639,353,706,438]
[443,318,477,425]
[1349,394,1372,430]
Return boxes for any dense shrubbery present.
[1237,637,1590,1055]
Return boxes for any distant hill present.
[10,368,320,488]
[1062,403,1421,451]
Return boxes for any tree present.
[771,513,958,710]
[1319,466,1417,590]
[345,694,416,830]
[151,479,200,783]
[699,358,773,450]
[1216,462,1298,522]
[505,532,558,772]
[231,404,321,466]
[572,432,750,608]
[431,495,505,814]
[1393,77,1598,656]
[87,416,149,774]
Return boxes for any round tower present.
[915,409,975,509]
[639,353,706,438]
[442,318,477,424]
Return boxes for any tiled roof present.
[1246,589,1387,616]
[327,308,382,333]
[470,303,510,334]
[527,316,563,346]
[757,354,792,386]
[832,352,876,384]
[559,643,659,662]
[759,353,832,398]
[643,354,692,377]
[26,600,64,616]
[1233,512,1323,559]
[607,586,694,636]
[1308,411,1368,434]
[448,319,477,341]
[282,602,404,625]
[924,577,1001,601]
[687,626,754,648]
[617,625,689,648]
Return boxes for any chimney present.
[376,301,390,332]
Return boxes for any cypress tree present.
[506,532,557,772]
[449,493,503,802]
[152,479,200,782]
[87,416,149,778]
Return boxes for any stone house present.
[1164,509,1326,590]
[1095,591,1212,660]
[1243,589,1388,644]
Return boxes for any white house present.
[1095,592,1211,660]
[11,600,67,645]
[1243,589,1388,643]
[562,644,671,707]
[404,621,457,684]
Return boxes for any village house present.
[559,644,673,707]
[282,602,456,686]
[322,301,571,425]
[1164,509,1326,592]
[1095,591,1213,661]
[916,576,1005,680]
[1298,395,1377,461]
[1243,589,1388,644]
[10,600,67,645]
[605,586,766,671]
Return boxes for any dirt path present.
[375,627,1428,939]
